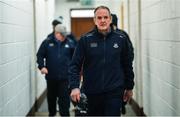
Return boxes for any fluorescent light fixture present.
[71,9,94,17]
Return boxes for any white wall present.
[124,0,180,116]
[55,0,91,32]
[121,0,129,32]
[35,0,55,98]
[120,0,144,110]
[0,0,34,115]
[127,0,144,108]
[0,0,55,115]
[141,0,180,115]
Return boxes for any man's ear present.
[93,17,97,26]
[110,15,112,24]
[93,17,96,23]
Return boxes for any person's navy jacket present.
[37,32,75,80]
[68,27,134,94]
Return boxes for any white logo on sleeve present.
[90,43,98,47]
[113,43,119,48]
[49,43,54,47]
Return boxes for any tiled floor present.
[35,98,136,116]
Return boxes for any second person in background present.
[36,24,75,116]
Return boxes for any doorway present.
[71,18,94,40]
[70,9,95,40]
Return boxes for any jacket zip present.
[102,36,106,91]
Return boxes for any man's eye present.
[104,16,108,19]
[97,17,102,20]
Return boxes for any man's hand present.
[123,90,133,102]
[40,67,48,74]
[70,88,80,102]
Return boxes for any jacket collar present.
[93,26,113,38]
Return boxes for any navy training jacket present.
[68,27,134,94]
[37,33,75,80]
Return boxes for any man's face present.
[55,32,65,42]
[94,8,111,32]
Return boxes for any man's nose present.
[101,17,105,22]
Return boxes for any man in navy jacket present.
[69,6,134,116]
[37,24,75,116]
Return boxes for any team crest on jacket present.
[113,43,119,48]
[65,44,70,48]
[49,43,54,47]
[90,43,97,47]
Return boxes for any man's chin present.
[99,29,108,33]
[98,27,108,31]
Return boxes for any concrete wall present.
[35,0,55,98]
[55,0,87,32]
[0,0,55,115]
[141,0,180,115]
[0,0,34,115]
[120,0,143,109]
[128,0,143,108]
[123,0,180,115]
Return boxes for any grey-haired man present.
[69,6,134,116]
[37,24,75,116]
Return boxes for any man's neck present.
[98,27,111,36]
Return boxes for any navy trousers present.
[86,86,124,116]
[46,80,70,116]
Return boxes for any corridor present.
[34,98,136,116]
[0,0,180,116]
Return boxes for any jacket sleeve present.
[36,39,48,70]
[68,37,85,90]
[121,32,135,90]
